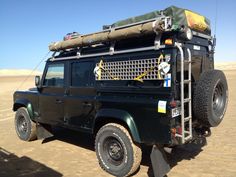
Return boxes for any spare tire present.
[193,70,228,127]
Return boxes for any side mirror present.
[35,75,41,88]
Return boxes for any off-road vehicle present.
[13,6,228,177]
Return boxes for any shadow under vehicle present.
[0,147,62,177]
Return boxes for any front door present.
[39,62,65,125]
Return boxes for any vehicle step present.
[184,60,191,63]
[184,130,190,134]
[184,135,192,141]
[184,80,191,84]
[184,98,191,103]
[184,117,191,122]
[175,133,182,138]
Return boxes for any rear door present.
[64,60,96,130]
[39,62,66,125]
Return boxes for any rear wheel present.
[193,70,228,127]
[15,107,37,141]
[95,123,142,177]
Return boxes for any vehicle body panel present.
[13,34,212,145]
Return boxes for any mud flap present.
[36,123,54,140]
[150,145,170,177]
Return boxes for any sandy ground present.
[0,71,236,177]
[0,70,41,77]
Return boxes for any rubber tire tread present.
[95,123,142,177]
[193,70,228,127]
[15,107,37,141]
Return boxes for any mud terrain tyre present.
[95,123,142,177]
[193,70,228,127]
[15,107,37,141]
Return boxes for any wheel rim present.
[212,81,225,118]
[103,137,124,166]
[17,115,28,136]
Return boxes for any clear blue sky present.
[1,0,236,70]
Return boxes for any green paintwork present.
[13,24,215,145]
[95,109,141,143]
[14,98,34,120]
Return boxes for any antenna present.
[214,0,218,36]
[16,51,51,91]
[212,0,218,49]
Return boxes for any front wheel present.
[95,123,142,177]
[15,107,37,141]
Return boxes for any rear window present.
[71,61,94,87]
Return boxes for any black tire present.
[193,70,228,127]
[95,123,142,177]
[15,107,37,141]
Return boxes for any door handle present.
[64,89,70,95]
[56,99,64,104]
[83,102,92,107]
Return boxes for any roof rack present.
[50,43,166,61]
[49,32,212,62]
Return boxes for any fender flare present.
[13,99,34,120]
[94,108,141,143]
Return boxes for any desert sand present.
[0,69,42,77]
[0,65,236,177]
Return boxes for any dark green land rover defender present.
[13,6,228,177]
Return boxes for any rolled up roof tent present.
[49,6,211,52]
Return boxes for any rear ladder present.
[175,43,193,144]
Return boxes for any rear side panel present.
[95,93,172,144]
[184,37,213,82]
[94,50,175,144]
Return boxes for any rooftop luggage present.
[49,6,211,51]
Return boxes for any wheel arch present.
[93,109,141,143]
[13,99,34,120]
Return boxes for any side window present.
[43,63,64,87]
[71,61,94,87]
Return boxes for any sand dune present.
[215,61,236,70]
[0,69,42,77]
[0,61,235,77]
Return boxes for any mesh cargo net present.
[94,55,168,82]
